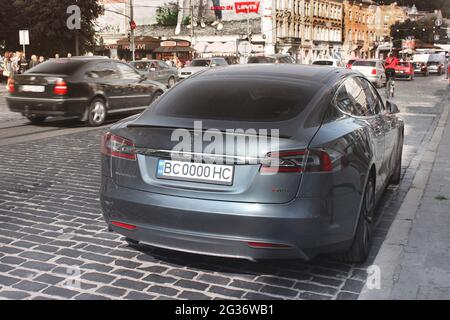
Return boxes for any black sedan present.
[100,64,404,263]
[6,57,166,126]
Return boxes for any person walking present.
[38,56,45,64]
[3,52,15,90]
[29,55,39,69]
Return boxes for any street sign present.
[434,34,440,41]
[238,41,251,55]
[435,19,443,27]
[19,30,29,45]
[130,20,136,30]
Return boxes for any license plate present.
[20,85,45,92]
[156,160,234,185]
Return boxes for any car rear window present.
[313,60,333,66]
[191,59,210,67]
[26,59,85,75]
[150,78,317,122]
[130,61,150,70]
[352,60,376,67]
[247,56,275,63]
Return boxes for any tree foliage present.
[0,0,103,58]
[375,0,450,17]
[390,18,448,46]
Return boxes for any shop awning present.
[116,36,160,51]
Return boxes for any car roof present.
[313,58,338,61]
[191,64,353,85]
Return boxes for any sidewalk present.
[360,88,450,299]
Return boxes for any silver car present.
[130,60,179,88]
[350,59,387,88]
[178,57,228,80]
[100,64,404,263]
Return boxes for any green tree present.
[0,0,103,58]
[376,0,450,17]
[390,18,448,46]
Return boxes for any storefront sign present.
[235,1,260,14]
[161,41,177,47]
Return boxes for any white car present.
[179,57,228,80]
[350,59,387,88]
[312,59,344,67]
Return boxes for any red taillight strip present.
[111,221,137,230]
[8,79,15,93]
[260,149,333,173]
[247,241,291,248]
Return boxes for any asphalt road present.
[0,74,448,300]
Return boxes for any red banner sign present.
[235,1,260,14]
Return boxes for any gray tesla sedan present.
[100,64,404,263]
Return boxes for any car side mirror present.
[386,100,399,114]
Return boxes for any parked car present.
[413,61,429,76]
[6,57,166,126]
[179,57,228,80]
[427,61,445,75]
[394,61,414,80]
[130,60,179,88]
[312,59,343,67]
[346,59,356,69]
[100,64,404,263]
[350,59,386,87]
[247,54,296,64]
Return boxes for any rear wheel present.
[336,175,375,263]
[86,98,107,127]
[167,76,176,88]
[390,134,403,185]
[149,90,163,106]
[26,115,46,123]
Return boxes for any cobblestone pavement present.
[0,75,447,300]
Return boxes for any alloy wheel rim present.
[92,101,105,123]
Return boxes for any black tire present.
[124,237,139,247]
[86,97,107,127]
[390,134,403,185]
[336,175,375,263]
[26,115,46,123]
[149,90,163,106]
[167,76,176,88]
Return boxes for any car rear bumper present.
[100,176,356,260]
[6,96,89,117]
[395,72,413,78]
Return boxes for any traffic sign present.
[130,20,136,30]
[238,41,251,55]
[435,19,443,27]
[19,30,29,45]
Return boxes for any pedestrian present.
[38,56,45,64]
[3,52,15,90]
[29,55,39,69]
[17,52,28,74]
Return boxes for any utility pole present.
[130,0,135,61]
[190,0,194,43]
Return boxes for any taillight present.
[247,241,290,249]
[8,79,15,93]
[371,68,377,75]
[346,64,352,69]
[101,132,136,161]
[53,80,68,95]
[111,221,137,230]
[260,149,332,173]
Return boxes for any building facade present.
[274,0,344,63]
[342,0,376,60]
